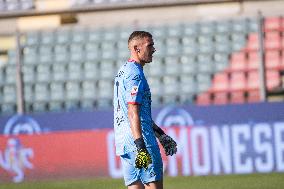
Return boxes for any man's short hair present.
[128,31,152,45]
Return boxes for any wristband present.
[134,137,146,150]
[153,126,165,138]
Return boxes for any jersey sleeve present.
[125,69,144,105]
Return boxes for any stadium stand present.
[0,1,284,115]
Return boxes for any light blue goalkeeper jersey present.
[113,59,158,156]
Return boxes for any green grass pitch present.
[0,173,283,189]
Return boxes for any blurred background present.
[0,0,284,188]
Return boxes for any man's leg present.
[128,180,144,189]
[144,180,163,189]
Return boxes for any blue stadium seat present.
[54,44,69,62]
[196,74,212,93]
[85,42,101,61]
[70,44,85,62]
[99,60,116,79]
[34,82,50,102]
[50,82,65,101]
[24,31,40,46]
[165,37,181,56]
[32,102,47,112]
[181,36,199,54]
[67,62,83,81]
[71,28,88,43]
[3,85,16,103]
[88,29,103,42]
[216,20,232,33]
[200,21,216,35]
[232,19,248,33]
[146,57,164,76]
[55,28,71,44]
[164,56,180,75]
[97,79,113,100]
[49,101,64,112]
[1,103,16,115]
[52,63,68,81]
[4,65,16,84]
[167,24,183,37]
[83,61,100,80]
[230,32,247,51]
[180,55,197,74]
[38,45,53,63]
[24,84,34,103]
[36,64,51,82]
[40,30,55,45]
[196,54,215,73]
[183,22,200,36]
[101,41,117,59]
[22,65,36,83]
[7,50,16,64]
[23,46,38,64]
[82,80,97,100]
[147,76,163,97]
[117,40,129,59]
[198,35,214,53]
[213,52,229,72]
[65,81,81,100]
[162,75,179,96]
[180,74,197,94]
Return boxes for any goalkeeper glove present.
[158,134,177,156]
[134,138,152,169]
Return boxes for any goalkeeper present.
[113,31,177,189]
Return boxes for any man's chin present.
[146,58,153,63]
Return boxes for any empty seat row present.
[0,0,34,11]
[23,18,258,46]
[230,50,284,71]
[210,70,282,93]
[196,90,261,106]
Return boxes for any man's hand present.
[135,148,152,169]
[158,134,177,156]
[134,138,152,169]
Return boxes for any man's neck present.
[129,56,145,66]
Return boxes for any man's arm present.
[128,103,142,140]
[152,121,177,156]
[128,103,152,169]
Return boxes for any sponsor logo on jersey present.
[131,86,138,96]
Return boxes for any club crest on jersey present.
[131,86,138,96]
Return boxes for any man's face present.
[137,37,155,64]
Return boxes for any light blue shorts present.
[120,145,163,186]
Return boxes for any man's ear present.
[134,45,140,53]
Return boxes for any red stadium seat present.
[230,71,247,91]
[213,92,229,105]
[247,70,281,91]
[265,50,281,69]
[265,31,281,50]
[264,17,282,31]
[196,92,212,105]
[247,71,259,90]
[230,91,245,104]
[211,72,229,92]
[230,52,247,71]
[281,50,284,69]
[281,17,284,31]
[247,90,261,103]
[247,51,259,70]
[246,33,259,51]
[266,69,281,91]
